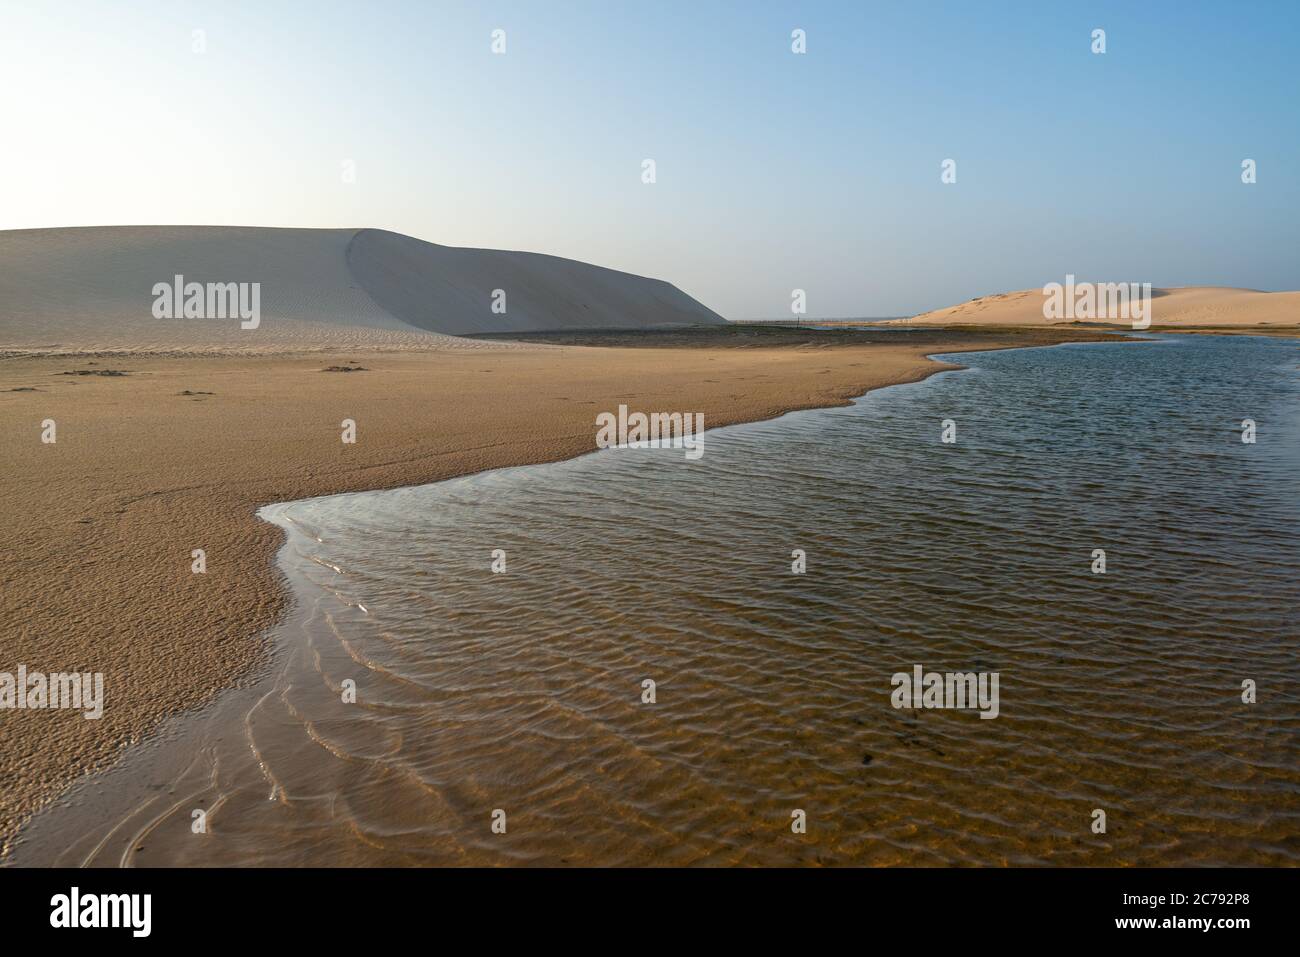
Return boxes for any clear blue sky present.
[2,0,1297,317]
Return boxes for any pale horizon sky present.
[3,0,1297,318]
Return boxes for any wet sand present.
[0,325,1115,854]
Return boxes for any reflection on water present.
[16,335,1300,866]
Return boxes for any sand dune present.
[0,226,724,353]
[346,228,724,335]
[897,285,1299,328]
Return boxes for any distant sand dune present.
[0,225,724,354]
[896,285,1299,328]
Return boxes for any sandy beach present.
[0,325,1117,853]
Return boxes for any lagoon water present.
[15,334,1300,866]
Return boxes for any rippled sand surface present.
[17,335,1299,866]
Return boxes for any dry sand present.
[0,325,1114,853]
[895,285,1299,329]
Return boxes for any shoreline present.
[15,329,1297,866]
[5,334,1059,863]
[0,325,1125,855]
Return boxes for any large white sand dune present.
[0,226,724,354]
[896,285,1299,328]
